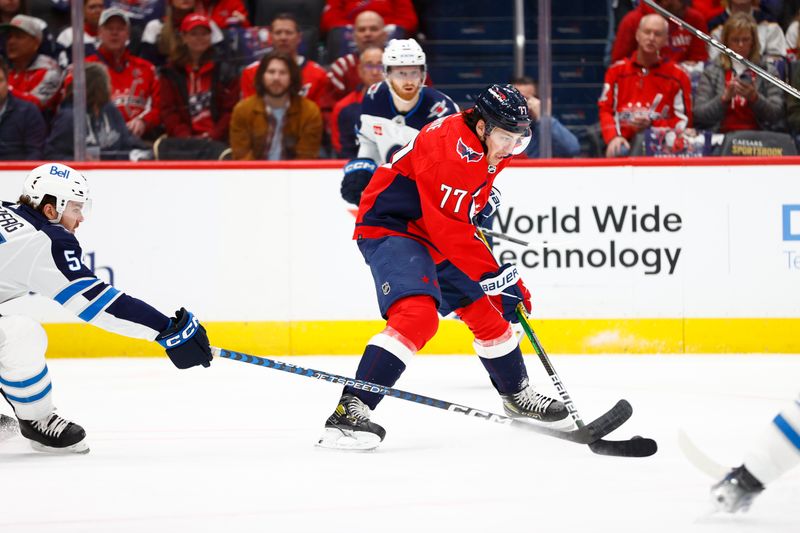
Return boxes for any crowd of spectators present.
[602,0,800,157]
[4,0,800,160]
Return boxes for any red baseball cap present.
[180,14,211,33]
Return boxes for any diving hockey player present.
[0,163,213,454]
[710,394,800,513]
[339,38,459,206]
[320,84,568,450]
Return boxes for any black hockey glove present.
[156,308,212,369]
[340,158,377,205]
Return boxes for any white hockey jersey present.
[356,81,459,164]
[0,202,169,340]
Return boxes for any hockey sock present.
[743,396,800,485]
[478,345,529,395]
[346,343,407,410]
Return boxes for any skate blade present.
[316,427,381,451]
[30,439,90,455]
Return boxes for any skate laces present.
[33,414,71,438]
[343,396,372,421]
[513,386,554,414]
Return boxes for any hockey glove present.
[156,308,212,369]
[479,264,532,323]
[340,158,377,206]
[473,186,501,229]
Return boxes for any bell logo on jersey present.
[49,165,70,179]
[456,138,484,163]
[427,99,449,119]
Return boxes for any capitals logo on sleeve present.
[456,137,483,163]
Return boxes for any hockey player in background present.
[0,163,213,454]
[710,395,800,513]
[339,38,459,206]
[319,84,568,450]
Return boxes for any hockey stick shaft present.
[480,228,530,246]
[211,346,628,444]
[642,0,800,100]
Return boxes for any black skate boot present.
[710,465,765,513]
[18,412,89,454]
[317,394,386,450]
[0,414,19,443]
[501,383,569,424]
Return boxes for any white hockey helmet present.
[22,163,90,218]
[382,38,426,76]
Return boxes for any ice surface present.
[1,354,798,532]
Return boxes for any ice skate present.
[501,383,570,425]
[317,394,386,451]
[18,412,89,454]
[710,465,764,513]
[0,414,19,443]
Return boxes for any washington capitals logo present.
[456,137,483,162]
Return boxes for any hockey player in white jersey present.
[339,38,459,205]
[0,163,213,454]
[710,394,800,513]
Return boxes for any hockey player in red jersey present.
[318,84,568,450]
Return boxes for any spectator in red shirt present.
[321,0,417,36]
[0,14,61,111]
[86,8,161,139]
[692,0,725,23]
[600,14,693,157]
[612,0,709,64]
[694,12,785,132]
[329,10,388,97]
[159,14,239,142]
[140,0,226,68]
[239,13,330,109]
[330,44,384,158]
[195,0,248,29]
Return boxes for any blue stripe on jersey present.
[0,365,48,388]
[78,287,121,321]
[773,414,800,451]
[54,278,99,304]
[4,382,52,404]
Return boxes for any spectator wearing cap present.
[511,76,580,158]
[1,0,59,61]
[240,13,330,109]
[159,13,239,142]
[599,14,693,157]
[140,0,225,67]
[0,14,61,111]
[229,49,322,160]
[329,45,383,158]
[0,56,46,159]
[194,0,249,29]
[81,8,161,139]
[55,0,104,68]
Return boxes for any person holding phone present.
[694,12,785,133]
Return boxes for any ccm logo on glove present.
[344,159,377,174]
[158,313,200,348]
[480,266,520,295]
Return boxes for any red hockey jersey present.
[611,4,709,63]
[355,111,506,281]
[598,54,693,144]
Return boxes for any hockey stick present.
[516,307,658,457]
[480,228,530,246]
[211,346,633,445]
[677,428,729,478]
[642,0,800,100]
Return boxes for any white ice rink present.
[0,353,798,533]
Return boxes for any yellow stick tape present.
[42,318,800,358]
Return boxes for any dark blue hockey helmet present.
[474,84,532,135]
